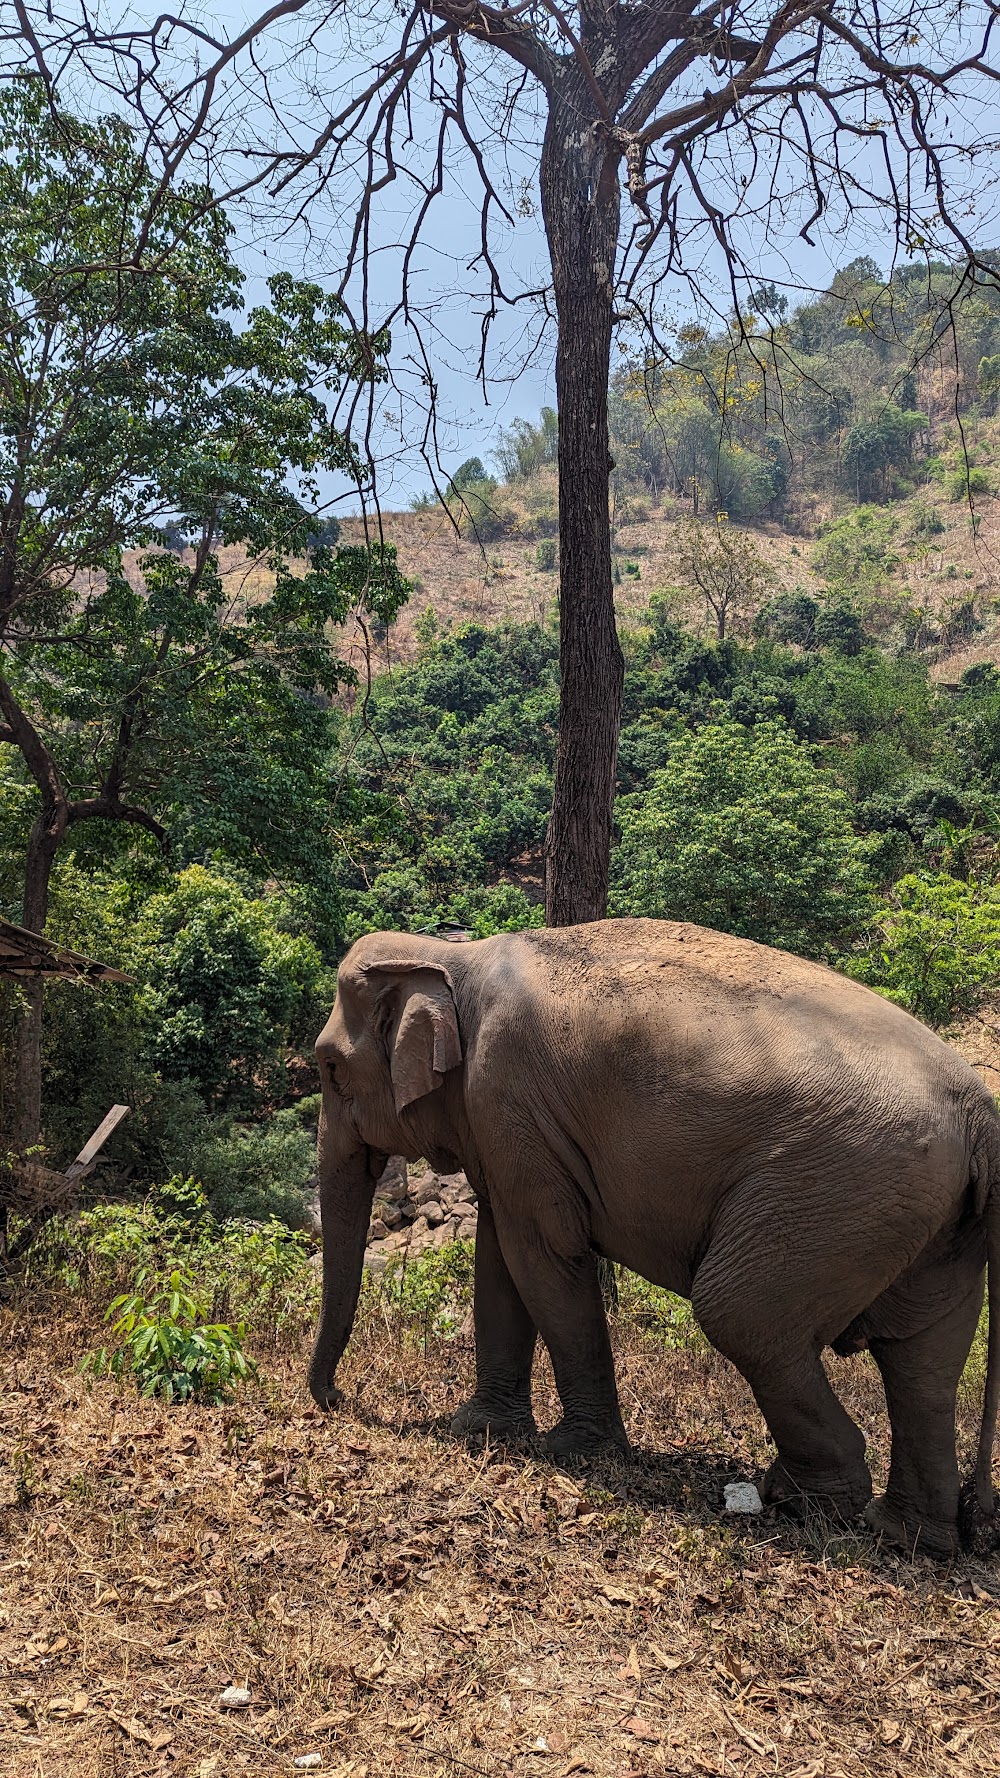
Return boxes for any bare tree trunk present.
[542,102,623,928]
[11,811,63,1152]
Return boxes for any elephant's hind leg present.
[866,1278,983,1559]
[451,1195,539,1443]
[692,1202,872,1519]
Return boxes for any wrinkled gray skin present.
[309,919,1000,1559]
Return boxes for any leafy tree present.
[129,867,332,1110]
[852,873,1000,1026]
[0,79,406,1147]
[494,409,559,482]
[14,10,999,932]
[843,404,926,501]
[674,520,774,641]
[448,458,489,493]
[812,507,899,606]
[611,719,873,956]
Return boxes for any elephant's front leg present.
[451,1195,538,1443]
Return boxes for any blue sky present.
[57,1,998,513]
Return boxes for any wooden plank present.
[70,1104,131,1171]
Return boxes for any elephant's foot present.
[309,1379,345,1413]
[865,1494,959,1561]
[761,1455,872,1521]
[541,1415,631,1463]
[451,1395,537,1445]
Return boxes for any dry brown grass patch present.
[2,1291,999,1778]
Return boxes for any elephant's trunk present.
[308,1104,382,1411]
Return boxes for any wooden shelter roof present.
[0,920,131,982]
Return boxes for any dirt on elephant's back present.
[2,1280,998,1778]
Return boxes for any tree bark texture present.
[541,87,624,928]
[10,808,64,1152]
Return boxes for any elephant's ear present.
[362,960,462,1112]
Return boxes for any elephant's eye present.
[326,1057,351,1098]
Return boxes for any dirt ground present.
[2,1292,998,1778]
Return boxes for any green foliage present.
[494,407,558,481]
[130,867,333,1110]
[947,464,993,501]
[29,1181,316,1342]
[85,1268,258,1404]
[851,873,1000,1025]
[614,1273,708,1351]
[812,507,899,602]
[843,405,925,501]
[612,719,874,955]
[455,480,517,542]
[183,1110,317,1224]
[365,1241,475,1340]
[535,540,558,572]
[448,457,489,493]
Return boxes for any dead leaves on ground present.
[1,1306,999,1776]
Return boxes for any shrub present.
[85,1266,258,1403]
[850,872,1000,1025]
[813,507,898,601]
[947,464,992,502]
[181,1108,317,1225]
[29,1180,317,1343]
[363,1240,475,1342]
[455,480,517,542]
[535,539,557,572]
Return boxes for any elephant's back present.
[493,916,989,1133]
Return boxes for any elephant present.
[308,917,999,1559]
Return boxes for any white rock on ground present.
[723,1482,763,1515]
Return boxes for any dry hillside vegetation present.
[132,467,1000,685]
[2,1280,999,1778]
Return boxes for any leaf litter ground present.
[2,1293,999,1777]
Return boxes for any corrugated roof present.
[0,920,131,982]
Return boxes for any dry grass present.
[2,1288,999,1778]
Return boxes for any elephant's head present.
[308,935,464,1410]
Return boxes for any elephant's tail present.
[964,1106,1000,1548]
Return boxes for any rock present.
[218,1686,252,1710]
[723,1482,763,1516]
[432,1222,455,1248]
[457,1216,477,1241]
[413,1175,442,1207]
[373,1199,405,1231]
[377,1156,409,1203]
[423,1201,444,1228]
[367,1218,389,1243]
[293,1756,323,1770]
[452,1200,476,1220]
[364,1249,388,1273]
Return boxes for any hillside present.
[332,473,1000,683]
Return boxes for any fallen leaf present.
[600,1585,636,1605]
[623,1717,658,1742]
[880,1719,902,1746]
[648,1643,693,1673]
